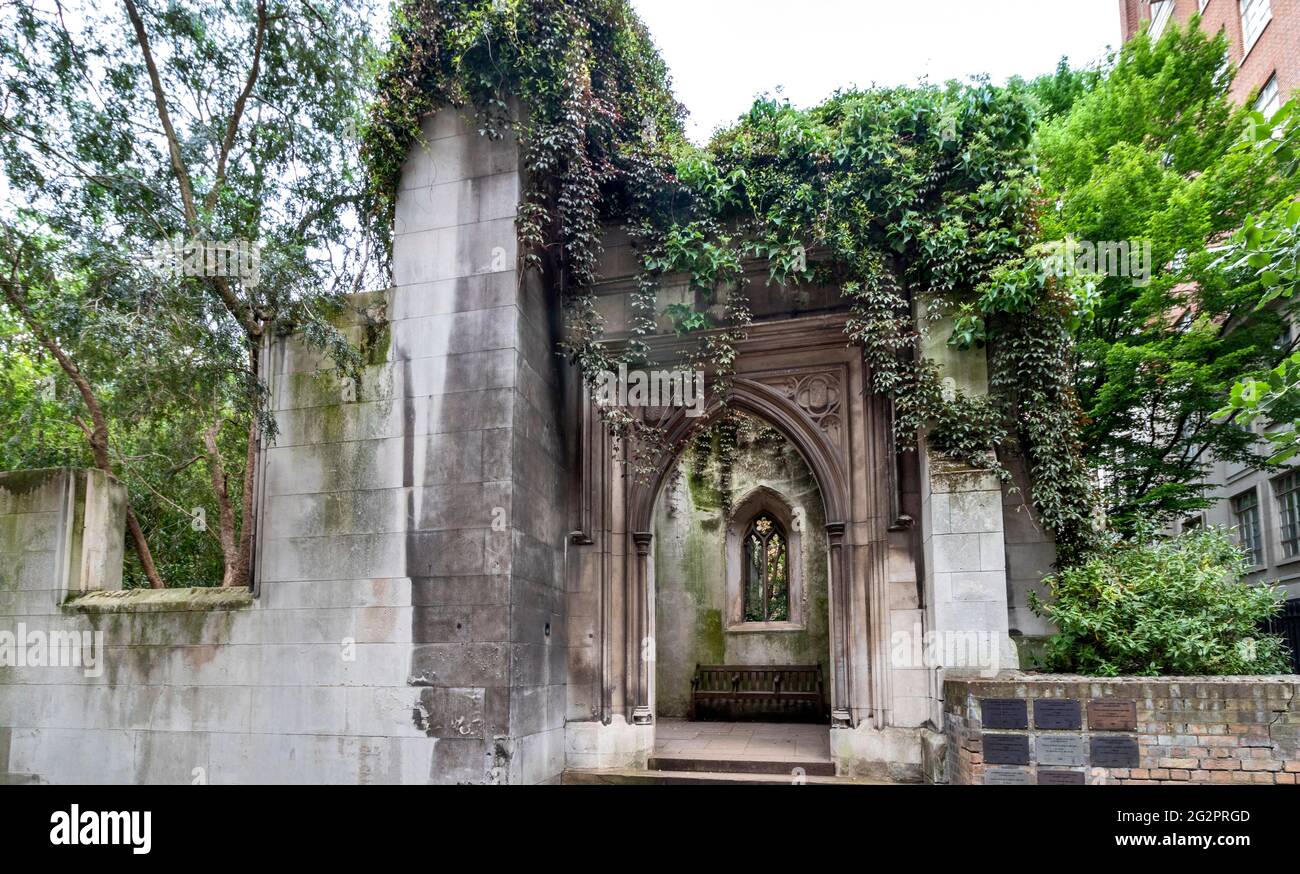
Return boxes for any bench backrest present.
[692,664,822,693]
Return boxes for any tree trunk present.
[227,343,262,588]
[231,413,258,588]
[202,416,241,587]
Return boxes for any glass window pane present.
[743,531,765,622]
[1275,473,1300,558]
[767,529,788,621]
[1233,489,1263,566]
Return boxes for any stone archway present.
[625,377,858,730]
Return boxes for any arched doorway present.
[624,377,859,731]
[651,413,831,724]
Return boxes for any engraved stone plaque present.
[1037,733,1087,767]
[985,766,1032,785]
[1038,769,1086,785]
[1088,699,1137,731]
[981,698,1028,730]
[1034,699,1081,730]
[1091,735,1139,768]
[982,733,1031,765]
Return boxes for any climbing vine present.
[364,0,1101,563]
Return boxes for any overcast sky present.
[629,0,1123,142]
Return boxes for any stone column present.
[631,531,653,725]
[825,522,853,728]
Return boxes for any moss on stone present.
[697,608,725,663]
[686,470,721,512]
[317,401,347,443]
[362,318,392,368]
[0,468,65,495]
[64,586,253,614]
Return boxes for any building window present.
[1240,0,1272,56]
[1276,319,1295,353]
[1183,514,1205,532]
[1232,488,1264,565]
[1275,472,1300,558]
[1255,74,1281,118]
[743,512,789,622]
[1150,0,1175,38]
[726,485,805,630]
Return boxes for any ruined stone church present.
[0,101,1056,785]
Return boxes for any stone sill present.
[952,671,1300,684]
[725,621,807,634]
[63,587,254,614]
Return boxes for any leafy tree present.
[0,0,378,585]
[1,226,168,585]
[1030,527,1290,676]
[1216,97,1300,459]
[1037,19,1293,530]
[1017,56,1101,123]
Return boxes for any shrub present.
[1029,527,1291,676]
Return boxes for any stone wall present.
[651,418,829,718]
[1001,449,1057,642]
[1,469,126,602]
[0,105,571,785]
[1,467,433,785]
[918,451,1019,682]
[943,675,1300,785]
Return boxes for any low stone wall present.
[0,469,434,785]
[943,674,1300,785]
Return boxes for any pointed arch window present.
[743,512,789,622]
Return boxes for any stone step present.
[648,756,836,777]
[562,768,884,786]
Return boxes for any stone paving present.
[653,719,832,762]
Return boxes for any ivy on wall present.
[363,0,1100,563]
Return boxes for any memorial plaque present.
[981,698,1028,730]
[1088,699,1137,731]
[1037,733,1087,767]
[1034,699,1081,730]
[982,733,1031,765]
[985,767,1032,785]
[1091,735,1139,768]
[1038,769,1086,785]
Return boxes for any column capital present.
[632,531,653,555]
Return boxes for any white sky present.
[630,0,1122,142]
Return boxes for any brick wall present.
[944,675,1300,785]
[1119,0,1300,107]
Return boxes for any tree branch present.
[204,0,267,215]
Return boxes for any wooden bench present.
[689,664,828,723]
